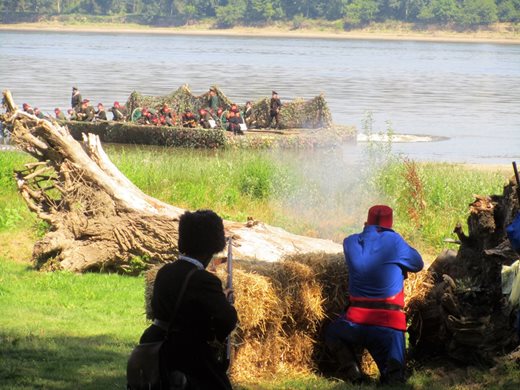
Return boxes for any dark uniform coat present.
[71,92,82,109]
[110,106,126,121]
[78,105,95,122]
[96,110,107,121]
[140,260,237,390]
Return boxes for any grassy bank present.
[0,147,515,389]
[0,146,510,255]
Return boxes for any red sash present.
[345,290,406,331]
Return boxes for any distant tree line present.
[1,0,519,29]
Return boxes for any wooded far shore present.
[1,21,520,44]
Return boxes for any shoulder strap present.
[167,267,198,332]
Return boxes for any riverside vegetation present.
[2,0,520,31]
[0,145,515,389]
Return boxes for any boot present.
[326,340,363,383]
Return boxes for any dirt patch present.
[0,230,35,263]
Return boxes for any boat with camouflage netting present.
[64,85,355,149]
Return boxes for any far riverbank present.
[1,21,520,44]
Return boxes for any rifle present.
[513,161,520,202]
[225,237,234,369]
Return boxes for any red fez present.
[114,101,120,107]
[367,205,393,228]
[82,99,89,104]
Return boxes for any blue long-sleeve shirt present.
[344,225,424,299]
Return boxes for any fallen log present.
[1,90,341,273]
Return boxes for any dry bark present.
[1,90,341,273]
[408,183,520,364]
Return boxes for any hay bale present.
[143,251,431,381]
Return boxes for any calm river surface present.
[1,30,519,164]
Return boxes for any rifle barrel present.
[227,237,233,291]
[513,161,520,201]
[226,237,233,366]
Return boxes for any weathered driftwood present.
[1,90,341,273]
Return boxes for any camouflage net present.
[125,85,332,130]
[126,85,233,120]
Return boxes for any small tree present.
[455,0,498,27]
[343,0,379,28]
[215,0,246,28]
[418,0,459,23]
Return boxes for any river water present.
[1,30,519,164]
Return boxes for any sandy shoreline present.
[1,23,520,44]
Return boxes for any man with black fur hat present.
[139,209,237,390]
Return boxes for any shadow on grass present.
[0,331,132,389]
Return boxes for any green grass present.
[0,147,516,389]
[0,259,146,389]
[0,145,510,251]
[376,158,509,255]
[0,151,37,232]
[107,145,304,227]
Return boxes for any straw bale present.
[286,253,348,318]
[230,336,284,382]
[404,270,433,315]
[215,266,283,337]
[143,251,432,381]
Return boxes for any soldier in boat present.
[207,87,220,115]
[198,108,214,129]
[34,107,45,119]
[269,91,282,129]
[226,105,243,135]
[77,99,95,122]
[71,87,82,110]
[244,101,256,129]
[159,103,176,126]
[138,107,153,125]
[110,101,127,121]
[67,108,78,121]
[182,110,197,128]
[54,107,66,120]
[95,103,108,121]
[22,103,35,115]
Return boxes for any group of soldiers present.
[21,87,284,133]
[134,87,258,134]
[21,87,127,124]
[68,86,127,122]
